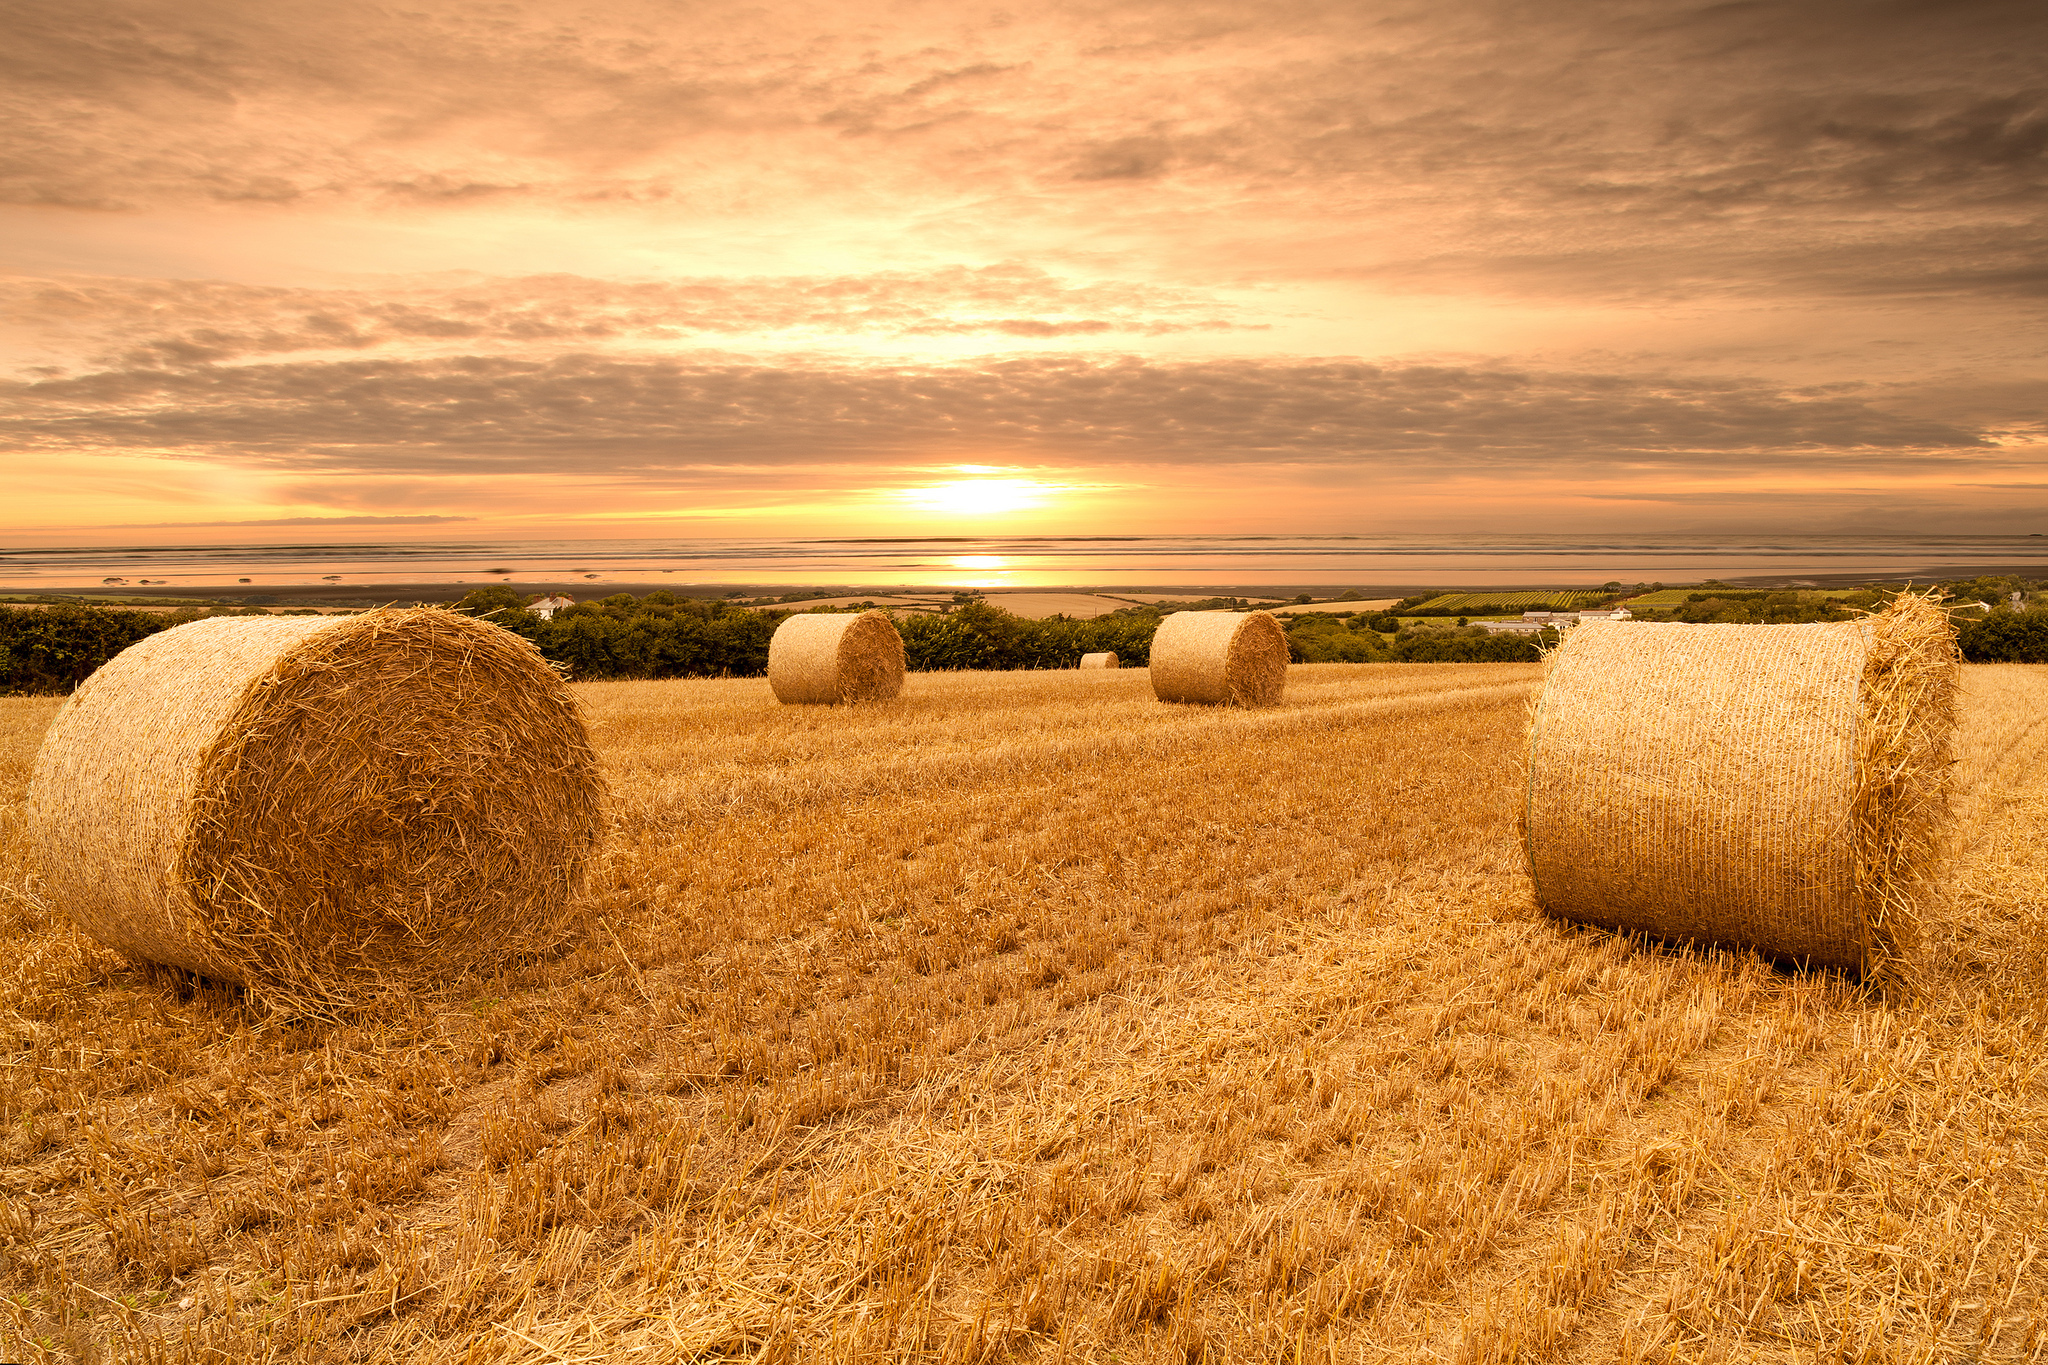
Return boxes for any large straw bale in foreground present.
[1079,652,1120,669]
[1523,594,1957,974]
[1149,610,1287,707]
[28,609,604,1002]
[769,610,905,704]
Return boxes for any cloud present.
[1068,137,1174,182]
[1,0,2040,541]
[0,266,1247,369]
[105,514,479,527]
[1326,227,2048,303]
[3,0,2041,302]
[0,352,1991,481]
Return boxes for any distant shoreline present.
[3,561,2036,611]
[6,531,2044,604]
[0,580,1338,609]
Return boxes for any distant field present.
[1625,588,1869,608]
[968,593,1145,619]
[759,593,1292,619]
[1272,598,1401,615]
[746,592,958,613]
[3,663,2045,1362]
[1414,590,1605,612]
[1629,589,1727,606]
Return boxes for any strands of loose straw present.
[1851,591,1961,988]
[768,611,906,704]
[27,609,605,1007]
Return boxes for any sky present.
[3,0,2044,544]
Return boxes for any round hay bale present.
[768,610,905,704]
[1522,593,1957,975]
[27,609,604,1002]
[1149,610,1288,707]
[1078,652,1120,669]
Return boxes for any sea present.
[3,534,2045,595]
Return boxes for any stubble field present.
[2,662,2045,1363]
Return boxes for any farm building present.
[528,594,576,618]
[1515,607,1632,627]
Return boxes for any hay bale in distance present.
[27,609,605,1002]
[769,610,905,704]
[1522,593,1957,975]
[1079,652,1120,669]
[1149,610,1287,707]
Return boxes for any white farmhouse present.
[529,595,576,619]
[1509,606,1631,631]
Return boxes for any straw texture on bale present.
[28,609,605,1002]
[1079,652,1120,669]
[1522,593,1958,975]
[768,610,905,704]
[1148,610,1288,707]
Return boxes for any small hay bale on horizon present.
[1149,610,1288,707]
[28,609,606,1004]
[1522,593,1958,976]
[1079,651,1120,669]
[769,610,906,704]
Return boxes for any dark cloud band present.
[0,352,1989,477]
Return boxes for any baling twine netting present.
[28,609,605,1003]
[1522,593,1958,975]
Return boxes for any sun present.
[898,476,1054,517]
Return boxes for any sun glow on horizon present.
[896,475,1060,517]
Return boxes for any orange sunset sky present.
[2,0,2044,545]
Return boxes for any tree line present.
[464,590,1165,677]
[0,603,273,694]
[1651,592,1880,624]
[0,591,1541,693]
[4,583,2045,694]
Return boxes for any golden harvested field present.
[758,593,1261,619]
[2,661,2045,1363]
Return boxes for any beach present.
[4,533,2045,605]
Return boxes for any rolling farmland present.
[2,662,2045,1363]
[1411,593,1606,614]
